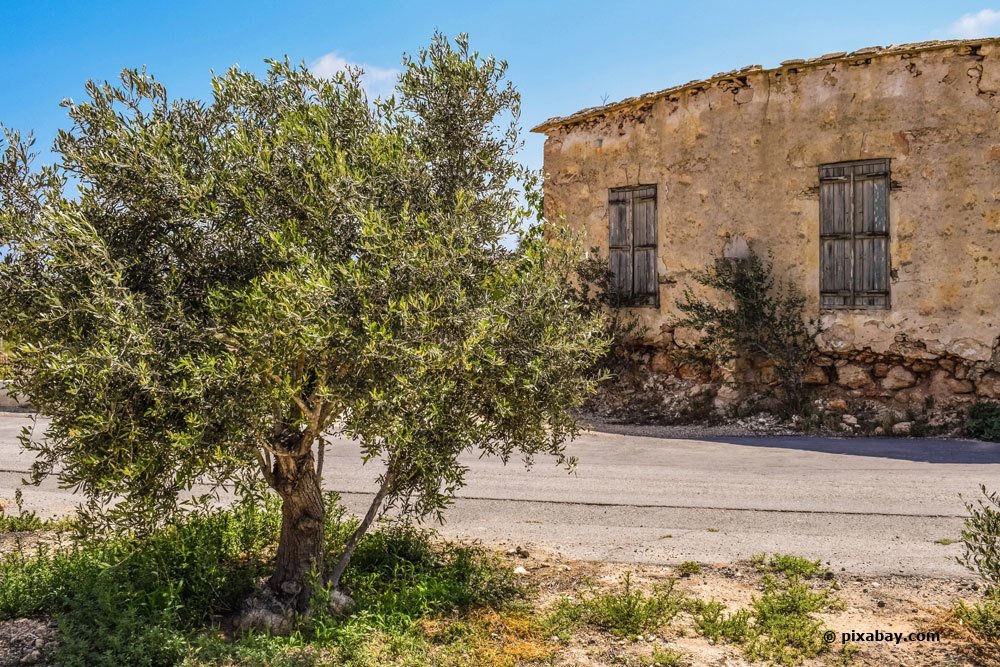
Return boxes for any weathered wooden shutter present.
[631,188,658,305]
[608,191,631,304]
[819,159,890,309]
[608,186,658,306]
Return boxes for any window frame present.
[608,185,659,308]
[818,158,891,311]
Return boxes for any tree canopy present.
[0,33,606,611]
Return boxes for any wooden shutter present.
[608,192,631,304]
[819,159,890,309]
[608,185,658,306]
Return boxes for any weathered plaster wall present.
[538,40,1000,405]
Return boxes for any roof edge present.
[531,37,1000,134]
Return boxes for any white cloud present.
[309,52,399,99]
[947,8,1000,38]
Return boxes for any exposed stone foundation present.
[593,328,1000,436]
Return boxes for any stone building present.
[533,38,1000,412]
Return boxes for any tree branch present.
[255,448,276,487]
[328,465,395,590]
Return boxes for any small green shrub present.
[691,599,751,643]
[676,251,819,415]
[954,593,1000,642]
[692,563,839,666]
[959,485,1000,594]
[0,489,65,533]
[646,646,686,666]
[676,561,702,576]
[966,401,1000,442]
[548,572,686,638]
[0,493,280,666]
[751,553,828,579]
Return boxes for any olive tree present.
[0,34,606,611]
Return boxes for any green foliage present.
[646,647,686,666]
[0,494,279,666]
[0,489,46,532]
[959,485,1000,595]
[0,495,522,666]
[692,557,839,666]
[676,561,702,576]
[568,248,644,371]
[676,251,817,414]
[546,572,686,638]
[0,33,605,592]
[966,401,1000,442]
[954,593,1000,642]
[744,575,837,664]
[336,522,524,626]
[691,600,752,644]
[751,553,828,579]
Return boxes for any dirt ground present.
[506,546,997,667]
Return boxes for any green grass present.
[544,572,687,639]
[645,646,686,666]
[0,491,528,667]
[751,553,829,579]
[954,593,1000,642]
[935,537,959,546]
[692,554,842,666]
[0,490,73,533]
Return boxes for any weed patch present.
[954,593,1000,643]
[693,554,840,665]
[752,553,829,579]
[545,572,686,638]
[0,491,526,667]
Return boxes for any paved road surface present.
[3,411,1000,578]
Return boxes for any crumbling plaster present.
[537,40,1000,368]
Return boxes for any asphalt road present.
[3,411,1000,578]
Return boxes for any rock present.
[842,414,859,426]
[513,566,529,576]
[816,324,855,352]
[948,338,991,362]
[237,605,294,636]
[802,365,829,385]
[882,365,916,390]
[758,364,780,385]
[874,426,886,435]
[826,398,849,413]
[677,363,705,381]
[977,372,1000,399]
[837,363,872,389]
[872,363,891,378]
[19,650,41,665]
[892,421,913,435]
[714,384,743,411]
[330,589,356,616]
[889,339,938,361]
[650,351,676,375]
[929,369,975,399]
[673,326,704,348]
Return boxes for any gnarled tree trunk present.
[269,449,325,612]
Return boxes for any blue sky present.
[2,1,999,171]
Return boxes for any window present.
[819,159,890,309]
[608,185,658,306]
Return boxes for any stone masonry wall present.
[536,39,1000,411]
